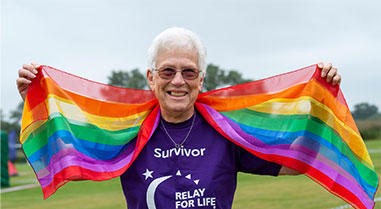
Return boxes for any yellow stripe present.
[247,96,373,166]
[21,97,48,131]
[20,120,47,144]
[45,95,149,131]
[21,96,49,144]
[20,94,149,143]
[21,99,32,131]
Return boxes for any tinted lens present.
[182,69,199,80]
[158,68,176,79]
[157,68,199,80]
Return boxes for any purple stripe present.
[224,117,359,183]
[314,152,356,187]
[37,109,159,188]
[149,109,161,139]
[203,104,372,208]
[217,109,364,194]
[37,143,135,187]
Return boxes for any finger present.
[332,74,341,86]
[317,62,324,69]
[326,67,337,83]
[17,84,29,93]
[321,62,332,78]
[16,77,32,89]
[31,62,40,67]
[18,68,36,79]
[22,64,38,74]
[31,62,40,70]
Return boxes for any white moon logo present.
[146,175,172,209]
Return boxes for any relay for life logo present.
[143,168,217,209]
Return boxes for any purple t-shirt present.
[120,111,281,209]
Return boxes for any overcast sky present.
[1,0,381,118]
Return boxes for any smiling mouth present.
[167,91,187,97]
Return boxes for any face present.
[147,47,204,120]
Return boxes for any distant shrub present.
[356,119,381,140]
[359,129,381,140]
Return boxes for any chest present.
[125,123,238,182]
[120,122,239,209]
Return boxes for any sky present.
[1,0,381,119]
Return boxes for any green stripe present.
[23,112,140,157]
[222,109,378,187]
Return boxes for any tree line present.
[107,64,253,91]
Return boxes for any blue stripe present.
[28,130,136,172]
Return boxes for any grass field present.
[1,139,380,209]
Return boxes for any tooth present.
[171,92,186,96]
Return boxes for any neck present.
[161,107,195,123]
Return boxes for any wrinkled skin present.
[146,47,204,123]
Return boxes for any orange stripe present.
[40,77,158,117]
[21,97,49,131]
[309,80,359,136]
[198,80,359,135]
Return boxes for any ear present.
[198,74,204,92]
[147,69,155,91]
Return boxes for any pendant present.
[175,144,183,149]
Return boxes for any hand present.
[17,62,40,101]
[279,166,300,175]
[317,62,341,86]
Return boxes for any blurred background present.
[1,0,380,208]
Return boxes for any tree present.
[203,64,253,91]
[9,102,24,125]
[107,69,147,89]
[1,110,10,131]
[203,64,225,91]
[352,102,379,120]
[0,102,23,137]
[0,110,19,134]
[223,70,253,86]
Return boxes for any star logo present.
[142,168,154,180]
[145,170,203,209]
[177,170,199,185]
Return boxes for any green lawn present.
[2,139,380,209]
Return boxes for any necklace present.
[160,113,196,149]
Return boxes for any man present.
[17,27,341,208]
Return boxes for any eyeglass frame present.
[153,67,201,80]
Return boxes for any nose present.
[170,71,186,86]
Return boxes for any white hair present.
[147,27,207,76]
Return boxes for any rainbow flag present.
[21,65,378,209]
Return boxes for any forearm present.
[278,166,300,175]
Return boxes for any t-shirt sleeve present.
[236,146,281,176]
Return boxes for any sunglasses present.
[155,68,200,80]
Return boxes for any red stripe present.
[26,66,157,117]
[132,106,160,167]
[275,156,367,209]
[26,67,47,110]
[312,68,348,107]
[198,65,316,98]
[41,165,128,199]
[40,65,155,104]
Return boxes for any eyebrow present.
[158,65,198,70]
